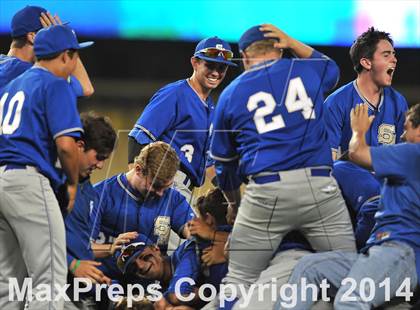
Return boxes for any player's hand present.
[187,218,215,240]
[226,203,237,225]
[39,11,63,28]
[259,24,292,49]
[72,260,111,285]
[202,244,226,266]
[111,231,139,255]
[66,184,77,213]
[351,104,375,135]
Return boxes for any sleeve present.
[170,192,195,237]
[165,243,200,296]
[91,181,107,240]
[309,49,340,92]
[67,75,84,98]
[45,79,83,139]
[371,144,417,180]
[395,95,408,144]
[129,87,177,144]
[323,94,345,153]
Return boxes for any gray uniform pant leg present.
[225,168,356,293]
[0,168,67,310]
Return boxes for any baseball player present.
[128,36,237,202]
[90,142,195,282]
[64,112,117,309]
[209,24,356,301]
[0,25,92,309]
[324,27,408,160]
[0,6,94,97]
[275,103,420,310]
[117,234,201,309]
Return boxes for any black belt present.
[252,168,331,185]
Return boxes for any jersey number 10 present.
[247,77,315,134]
[0,91,25,135]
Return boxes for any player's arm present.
[260,23,313,58]
[91,231,139,258]
[349,104,375,169]
[39,12,94,97]
[55,136,79,212]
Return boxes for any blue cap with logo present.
[34,25,94,58]
[193,36,237,67]
[116,234,154,274]
[238,25,279,52]
[11,5,47,38]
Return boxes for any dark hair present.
[407,103,420,129]
[196,188,228,226]
[36,49,77,61]
[349,27,394,73]
[11,35,29,49]
[80,111,117,158]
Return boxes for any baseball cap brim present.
[77,41,94,50]
[195,54,237,67]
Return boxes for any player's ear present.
[360,57,372,71]
[191,56,199,69]
[76,139,86,152]
[26,32,36,46]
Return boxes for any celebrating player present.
[128,36,237,202]
[0,5,94,96]
[324,27,408,160]
[64,112,117,309]
[209,23,356,302]
[90,142,195,281]
[275,103,420,310]
[0,25,93,309]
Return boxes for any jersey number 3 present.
[0,91,25,135]
[247,77,315,134]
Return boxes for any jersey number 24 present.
[247,77,315,134]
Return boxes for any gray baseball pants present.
[224,167,356,295]
[0,166,67,310]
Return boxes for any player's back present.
[0,67,81,187]
[218,56,338,175]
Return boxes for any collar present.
[186,78,212,108]
[117,173,144,202]
[245,58,279,74]
[353,80,384,112]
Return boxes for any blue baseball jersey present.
[0,67,82,189]
[166,239,201,297]
[129,79,214,187]
[65,179,97,267]
[92,173,195,278]
[324,80,408,154]
[210,50,339,188]
[0,54,83,96]
[333,160,381,214]
[364,143,420,282]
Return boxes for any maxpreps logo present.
[378,124,396,144]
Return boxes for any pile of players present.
[0,5,419,310]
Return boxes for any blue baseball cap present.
[11,6,47,38]
[193,36,237,67]
[116,235,154,274]
[238,25,279,52]
[34,25,94,58]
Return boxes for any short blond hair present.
[244,39,282,58]
[134,141,179,183]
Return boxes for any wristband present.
[71,260,81,274]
